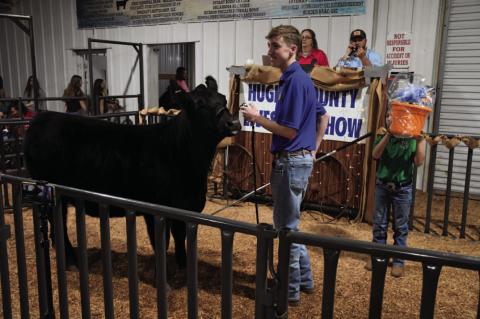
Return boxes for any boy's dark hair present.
[266,25,301,50]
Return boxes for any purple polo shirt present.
[271,62,326,153]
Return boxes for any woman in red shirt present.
[299,29,329,67]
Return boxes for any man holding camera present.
[337,29,382,68]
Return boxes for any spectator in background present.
[337,29,382,68]
[175,67,189,93]
[63,75,87,114]
[8,100,36,137]
[9,100,35,119]
[93,78,107,114]
[23,75,46,111]
[298,29,329,67]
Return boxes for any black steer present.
[24,83,241,271]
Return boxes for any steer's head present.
[187,84,241,140]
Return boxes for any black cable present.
[251,122,260,224]
[211,132,373,216]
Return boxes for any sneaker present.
[365,258,372,271]
[300,286,315,294]
[288,299,300,307]
[391,264,405,278]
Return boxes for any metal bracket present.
[226,65,246,76]
[363,63,392,85]
[275,310,288,319]
[21,180,54,207]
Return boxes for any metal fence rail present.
[276,229,480,319]
[0,174,276,319]
[1,173,480,318]
[423,133,480,239]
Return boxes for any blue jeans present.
[271,153,313,301]
[372,182,412,266]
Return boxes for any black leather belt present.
[377,179,412,191]
[273,149,310,160]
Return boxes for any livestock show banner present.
[77,0,365,28]
[239,83,369,143]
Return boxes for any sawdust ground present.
[1,191,479,318]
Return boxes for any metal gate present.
[1,173,479,318]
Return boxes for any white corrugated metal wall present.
[434,0,480,194]
[0,0,440,109]
[0,0,442,188]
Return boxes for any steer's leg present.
[54,198,78,270]
[144,214,172,252]
[170,219,187,270]
[64,202,78,270]
[144,215,176,284]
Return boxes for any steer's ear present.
[176,90,196,115]
[190,84,208,111]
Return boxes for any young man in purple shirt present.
[241,25,329,306]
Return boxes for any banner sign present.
[77,0,366,28]
[385,32,412,71]
[239,83,369,143]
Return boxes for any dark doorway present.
[153,43,195,100]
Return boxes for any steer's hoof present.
[171,268,187,288]
[152,279,172,293]
[66,264,79,272]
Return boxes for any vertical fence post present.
[425,144,438,233]
[221,230,234,319]
[368,256,388,319]
[32,204,51,319]
[99,204,114,319]
[12,182,30,318]
[275,228,290,319]
[187,222,199,319]
[0,123,18,207]
[154,216,168,319]
[126,211,139,319]
[88,38,95,114]
[222,146,229,199]
[53,190,70,318]
[2,179,10,209]
[28,16,39,113]
[41,186,55,318]
[409,166,418,230]
[138,43,145,111]
[14,130,22,176]
[254,224,273,319]
[75,199,91,319]
[322,248,340,319]
[477,272,480,319]
[460,147,473,239]
[419,263,442,319]
[0,179,12,319]
[442,147,455,236]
